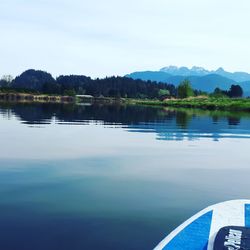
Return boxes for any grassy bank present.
[127,97,250,112]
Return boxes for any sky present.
[1,0,250,78]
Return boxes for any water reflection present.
[1,102,250,141]
[1,102,250,250]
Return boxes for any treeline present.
[0,69,245,99]
[212,85,243,98]
[176,80,244,99]
[0,69,176,99]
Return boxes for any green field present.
[128,97,250,111]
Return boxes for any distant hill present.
[212,68,250,82]
[126,66,250,95]
[13,69,56,91]
[127,71,171,82]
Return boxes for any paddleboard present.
[154,199,250,250]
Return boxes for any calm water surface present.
[0,103,250,250]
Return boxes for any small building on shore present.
[76,95,94,102]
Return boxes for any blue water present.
[0,103,250,250]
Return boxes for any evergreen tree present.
[228,85,243,98]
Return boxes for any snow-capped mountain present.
[160,66,250,82]
[160,66,210,76]
[126,66,250,95]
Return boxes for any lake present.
[0,102,250,250]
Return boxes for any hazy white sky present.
[1,0,250,78]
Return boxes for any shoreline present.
[1,92,250,112]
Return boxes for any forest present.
[0,69,176,99]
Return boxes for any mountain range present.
[126,66,250,96]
